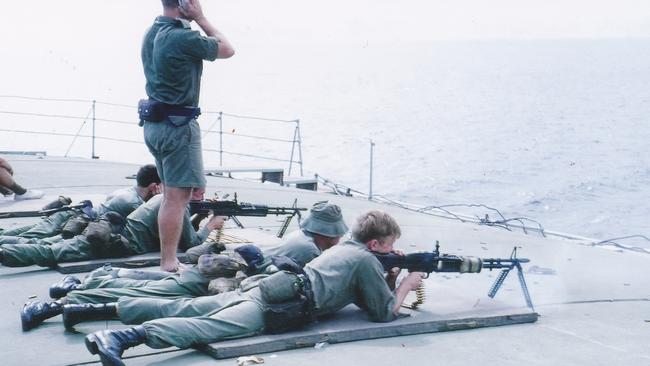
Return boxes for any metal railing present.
[0,95,304,176]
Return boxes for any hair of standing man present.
[351,210,401,244]
[136,164,161,187]
[161,0,179,8]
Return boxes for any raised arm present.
[181,0,235,59]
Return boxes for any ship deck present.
[0,154,648,366]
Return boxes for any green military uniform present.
[94,187,145,218]
[142,16,218,188]
[0,187,143,245]
[112,240,395,349]
[0,195,209,267]
[64,230,321,304]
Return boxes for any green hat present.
[300,201,348,237]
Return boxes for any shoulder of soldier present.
[106,187,135,201]
[340,240,381,268]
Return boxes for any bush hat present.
[300,201,348,237]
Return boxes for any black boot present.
[49,275,82,299]
[85,326,146,366]
[21,300,63,331]
[62,303,117,329]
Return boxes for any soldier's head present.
[136,164,161,201]
[352,210,401,254]
[161,0,180,8]
[300,202,348,251]
[161,0,184,18]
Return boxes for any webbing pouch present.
[263,295,310,334]
[138,99,166,124]
[61,214,91,239]
[259,271,301,304]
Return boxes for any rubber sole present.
[84,334,125,366]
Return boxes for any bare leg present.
[158,186,192,272]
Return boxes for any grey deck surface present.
[1,155,649,366]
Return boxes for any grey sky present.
[5,0,650,47]
[2,0,649,101]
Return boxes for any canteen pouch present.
[138,99,166,124]
[61,214,91,239]
[84,220,113,248]
[258,271,301,304]
[263,295,310,334]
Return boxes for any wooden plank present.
[200,312,538,359]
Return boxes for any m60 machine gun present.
[188,194,307,238]
[375,241,534,310]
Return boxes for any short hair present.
[161,0,179,8]
[351,210,401,244]
[136,164,161,187]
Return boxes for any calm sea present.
[2,39,649,244]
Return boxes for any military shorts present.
[143,118,206,188]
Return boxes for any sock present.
[10,183,27,195]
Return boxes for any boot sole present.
[85,334,125,366]
[62,312,76,330]
[20,311,34,332]
[20,307,42,332]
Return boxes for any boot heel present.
[85,335,99,354]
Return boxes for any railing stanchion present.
[288,120,298,176]
[91,99,98,159]
[296,119,304,176]
[369,139,375,200]
[218,111,223,166]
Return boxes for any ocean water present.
[1,39,649,245]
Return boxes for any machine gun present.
[188,195,307,237]
[375,241,534,310]
[0,200,93,220]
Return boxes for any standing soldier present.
[140,0,234,272]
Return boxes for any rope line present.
[216,112,297,123]
[203,131,294,143]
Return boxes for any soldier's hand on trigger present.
[385,249,405,289]
[179,0,205,22]
[206,215,227,231]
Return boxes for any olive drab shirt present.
[142,16,219,107]
[123,195,210,254]
[257,230,321,272]
[94,187,144,219]
[304,239,397,322]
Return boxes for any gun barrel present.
[266,207,308,215]
[0,202,90,219]
[480,257,530,270]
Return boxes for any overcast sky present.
[4,0,650,46]
[2,0,650,101]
